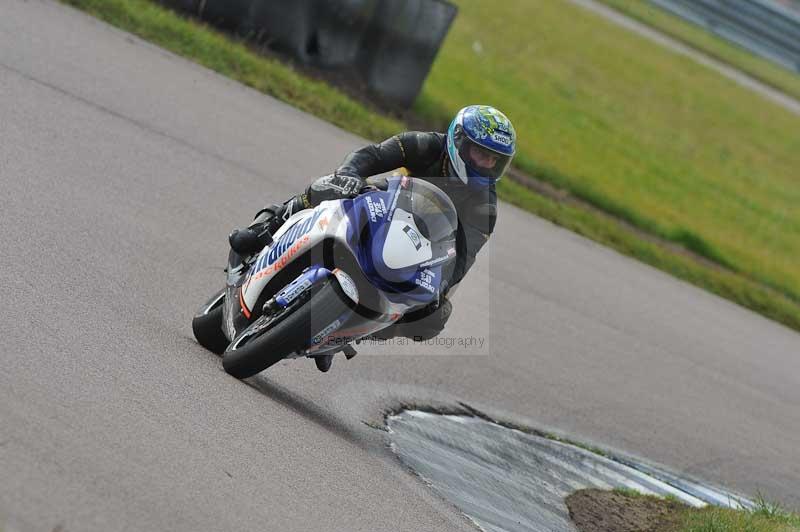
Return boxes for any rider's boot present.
[229,173,367,256]
[228,203,288,256]
[229,194,312,255]
[314,345,356,372]
[314,354,334,372]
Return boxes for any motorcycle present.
[192,176,458,378]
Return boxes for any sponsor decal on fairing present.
[247,211,324,284]
[276,278,312,306]
[264,211,322,267]
[333,269,359,304]
[312,319,342,345]
[415,269,435,293]
[403,225,422,250]
[365,196,387,223]
[249,235,311,282]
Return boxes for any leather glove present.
[306,172,366,205]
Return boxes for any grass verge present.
[568,488,800,532]
[594,0,800,103]
[60,0,800,333]
[419,0,800,307]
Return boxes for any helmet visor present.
[456,134,513,179]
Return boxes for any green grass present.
[682,497,800,532]
[613,486,646,498]
[595,0,800,103]
[418,0,800,307]
[61,0,800,333]
[611,489,800,532]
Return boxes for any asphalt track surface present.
[1,1,799,530]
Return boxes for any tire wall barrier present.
[648,0,800,73]
[159,0,458,108]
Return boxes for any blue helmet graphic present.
[446,105,516,188]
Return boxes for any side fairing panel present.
[381,208,433,269]
[240,203,347,312]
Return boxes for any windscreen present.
[394,178,458,245]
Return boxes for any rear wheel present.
[222,280,350,379]
[192,289,228,355]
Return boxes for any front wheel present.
[222,280,350,379]
[192,289,228,355]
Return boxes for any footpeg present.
[343,345,357,360]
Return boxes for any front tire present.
[222,280,350,379]
[192,289,228,355]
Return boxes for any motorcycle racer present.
[229,105,516,355]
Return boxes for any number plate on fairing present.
[276,278,312,307]
[333,269,359,304]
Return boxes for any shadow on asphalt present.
[186,338,374,450]
[246,374,374,451]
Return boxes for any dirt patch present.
[566,489,686,532]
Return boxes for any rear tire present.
[192,289,228,355]
[222,280,350,379]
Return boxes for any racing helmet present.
[446,105,516,188]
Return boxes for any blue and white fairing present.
[343,176,457,307]
[227,176,458,351]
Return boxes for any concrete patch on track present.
[388,411,751,532]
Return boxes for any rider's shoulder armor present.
[397,131,446,175]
